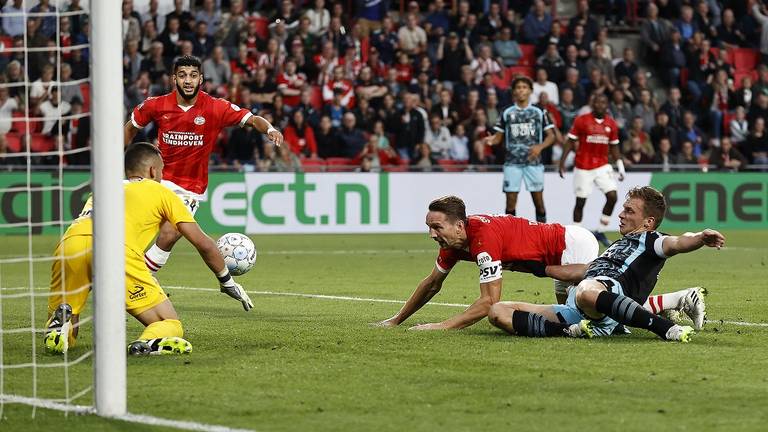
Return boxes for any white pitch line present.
[164,286,768,328]
[0,394,256,432]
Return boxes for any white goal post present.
[91,0,126,417]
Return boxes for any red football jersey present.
[436,215,566,283]
[131,91,252,194]
[566,113,620,170]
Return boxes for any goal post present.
[91,0,126,417]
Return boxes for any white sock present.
[144,244,171,273]
[643,290,688,314]
[595,214,611,233]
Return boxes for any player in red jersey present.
[558,94,625,246]
[374,196,599,330]
[124,55,284,273]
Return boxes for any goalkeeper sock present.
[595,291,674,339]
[144,244,171,273]
[644,290,688,314]
[511,311,569,337]
[139,319,183,341]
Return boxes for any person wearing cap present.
[483,75,556,222]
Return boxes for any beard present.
[175,80,201,101]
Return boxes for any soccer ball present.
[216,233,257,276]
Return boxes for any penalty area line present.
[0,394,255,432]
[165,285,768,328]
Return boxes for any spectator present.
[157,16,192,62]
[560,67,587,108]
[165,0,194,33]
[717,8,745,49]
[201,46,231,87]
[284,109,318,159]
[677,111,707,157]
[431,88,459,128]
[623,135,653,168]
[122,1,141,45]
[640,3,671,67]
[628,116,654,156]
[351,96,377,132]
[413,142,436,171]
[274,142,303,172]
[449,123,470,161]
[338,112,367,158]
[30,63,55,104]
[732,75,754,108]
[30,0,57,39]
[583,68,612,99]
[216,0,248,59]
[398,13,427,56]
[661,29,686,87]
[141,0,164,34]
[562,44,588,82]
[270,94,291,130]
[614,47,639,86]
[522,0,552,44]
[195,0,221,36]
[469,44,501,85]
[315,115,342,158]
[370,16,399,65]
[39,87,71,136]
[60,63,83,106]
[226,126,262,170]
[355,66,388,104]
[356,134,400,170]
[536,43,565,84]
[563,24,591,62]
[651,137,675,170]
[609,89,633,137]
[746,117,768,166]
[140,20,159,54]
[685,37,717,103]
[305,0,330,37]
[493,27,522,67]
[124,72,152,112]
[633,89,657,133]
[0,85,19,144]
[532,68,558,105]
[323,65,355,109]
[730,106,750,146]
[477,1,511,40]
[371,120,393,151]
[437,32,473,85]
[276,58,307,108]
[538,21,563,56]
[585,44,615,85]
[192,22,215,58]
[591,28,614,61]
[2,0,25,38]
[675,5,699,44]
[747,93,768,126]
[751,1,768,64]
[675,140,699,165]
[569,0,600,43]
[558,88,579,133]
[661,87,684,129]
[605,0,628,27]
[705,69,733,140]
[394,93,425,160]
[394,51,413,84]
[424,113,452,159]
[708,137,748,171]
[230,44,257,79]
[650,111,679,153]
[249,68,277,111]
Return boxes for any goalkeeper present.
[45,142,253,356]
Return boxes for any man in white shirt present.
[532,68,559,105]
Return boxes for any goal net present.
[0,0,125,418]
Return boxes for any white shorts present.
[573,164,617,198]
[161,180,204,216]
[553,225,600,295]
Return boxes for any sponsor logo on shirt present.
[230,103,241,112]
[162,131,205,146]
[509,122,537,138]
[194,116,206,125]
[586,134,610,144]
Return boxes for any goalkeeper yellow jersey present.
[64,179,195,259]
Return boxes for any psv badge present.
[194,116,206,125]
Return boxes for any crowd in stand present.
[1,0,767,172]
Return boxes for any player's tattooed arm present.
[373,267,448,327]
[411,279,502,330]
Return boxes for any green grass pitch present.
[1,230,767,431]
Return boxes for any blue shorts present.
[551,276,624,337]
[503,164,544,193]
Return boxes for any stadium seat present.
[252,17,269,39]
[80,83,90,111]
[492,72,510,90]
[4,132,23,153]
[733,70,758,89]
[310,85,323,110]
[325,157,355,172]
[382,164,408,172]
[29,134,56,153]
[732,48,759,71]
[518,44,536,67]
[301,158,326,172]
[10,111,25,132]
[722,111,736,136]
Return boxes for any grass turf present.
[1,230,767,431]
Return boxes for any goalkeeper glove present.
[217,270,253,311]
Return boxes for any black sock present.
[535,211,546,223]
[506,209,516,216]
[512,311,569,337]
[595,291,675,338]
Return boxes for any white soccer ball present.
[216,233,257,276]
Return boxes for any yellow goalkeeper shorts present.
[48,236,168,318]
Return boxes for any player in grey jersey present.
[484,75,555,222]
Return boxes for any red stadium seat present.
[10,111,25,132]
[722,111,735,136]
[518,44,536,67]
[300,158,326,172]
[4,132,23,153]
[437,159,465,172]
[309,85,323,110]
[382,164,408,172]
[29,134,56,153]
[325,157,355,172]
[80,83,90,111]
[733,70,758,89]
[732,48,759,71]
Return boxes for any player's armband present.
[477,252,502,283]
